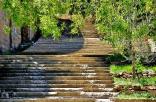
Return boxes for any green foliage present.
[68,0,98,17]
[71,14,84,34]
[118,92,156,99]
[110,65,156,74]
[105,54,126,62]
[1,0,94,39]
[114,77,156,86]
[110,65,132,74]
[139,77,156,86]
[3,25,11,35]
[112,65,156,86]
[96,0,155,58]
[114,78,141,86]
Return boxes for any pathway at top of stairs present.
[0,21,117,102]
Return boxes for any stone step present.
[0,67,109,73]
[0,70,109,74]
[5,64,108,67]
[33,43,102,46]
[30,45,110,49]
[0,76,112,80]
[27,42,110,46]
[35,41,104,45]
[23,50,113,54]
[25,48,112,52]
[0,61,106,65]
[0,88,114,92]
[0,66,109,69]
[0,55,106,59]
[0,98,96,102]
[20,51,113,55]
[0,97,114,102]
[0,80,113,84]
[0,58,104,62]
[0,57,104,61]
[0,84,113,88]
[36,38,101,42]
[0,92,116,99]
[0,61,105,64]
[0,73,111,77]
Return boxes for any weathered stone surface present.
[0,11,35,53]
[0,21,116,102]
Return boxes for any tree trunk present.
[32,26,41,42]
[131,45,136,78]
[21,25,30,44]
[132,51,136,78]
[9,19,12,50]
[129,40,136,78]
[32,17,41,42]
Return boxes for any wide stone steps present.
[0,56,115,101]
[0,21,116,102]
[22,37,113,55]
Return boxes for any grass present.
[111,64,156,100]
[114,77,156,86]
[114,78,141,86]
[110,65,156,74]
[110,65,132,74]
[111,65,156,86]
[139,77,156,86]
[118,92,156,100]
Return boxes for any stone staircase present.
[0,21,117,102]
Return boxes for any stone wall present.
[0,11,35,53]
[0,11,10,52]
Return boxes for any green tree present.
[96,0,156,78]
[0,0,96,40]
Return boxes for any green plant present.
[110,65,156,74]
[1,0,96,39]
[110,65,132,74]
[114,78,141,86]
[118,92,156,99]
[139,77,156,86]
[96,0,156,78]
[114,77,156,86]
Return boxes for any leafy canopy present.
[96,0,156,58]
[0,0,97,39]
